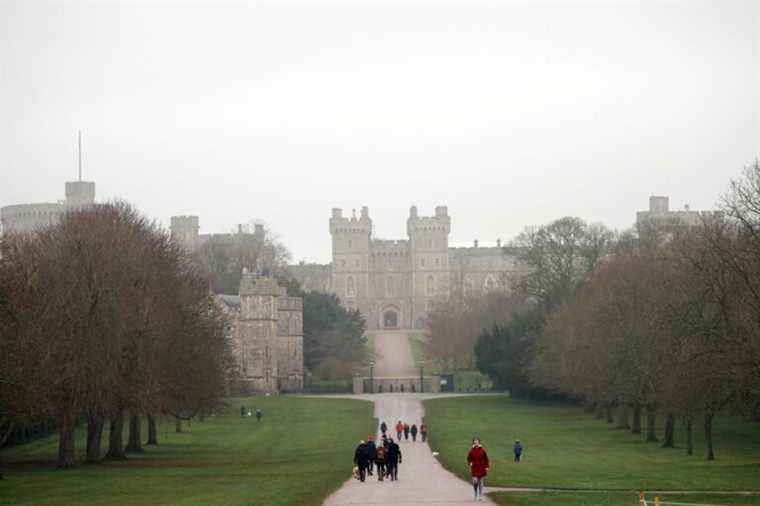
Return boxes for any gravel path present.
[323,394,496,506]
[324,329,495,505]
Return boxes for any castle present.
[217,272,304,393]
[289,206,528,330]
[0,180,96,235]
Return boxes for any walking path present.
[323,393,496,506]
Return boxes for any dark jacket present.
[380,422,388,433]
[366,441,376,461]
[514,442,523,455]
[386,441,401,464]
[354,443,369,465]
[411,425,418,435]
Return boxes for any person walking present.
[374,439,387,481]
[380,421,388,436]
[467,437,490,501]
[410,424,418,442]
[513,440,523,462]
[396,420,404,440]
[386,438,402,481]
[420,422,428,443]
[255,408,262,422]
[403,423,410,441]
[354,440,369,482]
[366,435,376,476]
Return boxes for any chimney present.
[474,239,479,248]
[497,238,501,248]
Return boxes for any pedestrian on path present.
[396,420,403,440]
[386,438,402,481]
[513,440,523,462]
[403,423,410,440]
[467,438,490,502]
[380,421,388,436]
[354,440,369,482]
[420,422,428,442]
[255,408,262,422]
[411,424,418,442]
[375,439,387,481]
[366,435,376,476]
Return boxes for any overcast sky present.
[1,0,758,263]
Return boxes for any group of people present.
[353,435,402,482]
[379,420,428,442]
[239,405,262,422]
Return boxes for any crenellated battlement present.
[406,205,451,236]
[329,206,372,235]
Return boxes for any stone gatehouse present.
[290,206,528,330]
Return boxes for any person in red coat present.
[466,438,490,501]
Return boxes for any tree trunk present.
[646,407,658,442]
[704,412,715,461]
[125,414,143,453]
[146,415,158,445]
[594,403,605,419]
[617,405,630,429]
[175,417,182,433]
[57,411,77,468]
[605,404,614,424]
[105,410,126,460]
[661,413,675,448]
[85,417,104,463]
[631,403,642,434]
[685,416,694,456]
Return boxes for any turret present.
[170,215,200,251]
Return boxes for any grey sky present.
[1,0,758,263]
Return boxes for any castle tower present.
[238,271,286,393]
[170,215,200,251]
[64,181,96,209]
[408,205,451,328]
[329,207,372,316]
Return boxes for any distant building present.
[636,195,718,237]
[217,271,303,393]
[1,180,96,235]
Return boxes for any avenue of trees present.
[427,162,760,460]
[0,203,235,470]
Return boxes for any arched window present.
[463,275,473,295]
[484,276,496,292]
[426,275,435,296]
[347,276,355,297]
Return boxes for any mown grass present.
[0,396,375,506]
[490,492,760,506]
[424,396,760,492]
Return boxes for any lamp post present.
[369,360,375,394]
[420,363,424,394]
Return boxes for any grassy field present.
[490,492,760,506]
[0,396,375,506]
[423,396,760,492]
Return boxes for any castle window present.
[435,258,440,266]
[420,258,425,267]
[387,277,395,296]
[341,260,346,267]
[347,276,356,297]
[484,276,496,292]
[348,239,353,248]
[428,239,433,248]
[426,275,435,296]
[355,259,360,268]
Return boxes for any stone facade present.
[1,180,96,235]
[218,272,303,393]
[290,205,527,330]
[636,195,719,238]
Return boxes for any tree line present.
[0,202,236,471]
[428,162,760,460]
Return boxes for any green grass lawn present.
[424,396,760,492]
[0,396,375,506]
[489,492,760,506]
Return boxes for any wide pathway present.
[322,393,495,506]
[369,329,419,377]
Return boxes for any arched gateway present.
[382,306,400,329]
